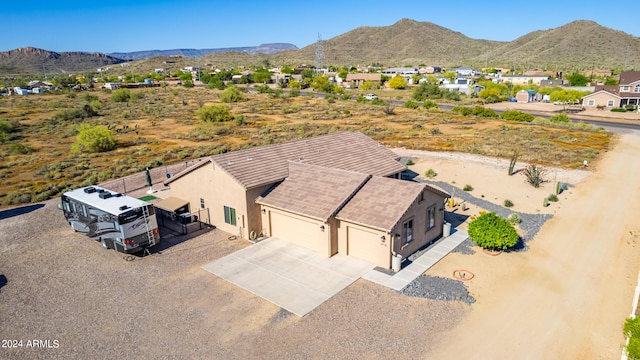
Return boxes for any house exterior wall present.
[168,163,252,237]
[583,92,620,108]
[392,189,445,261]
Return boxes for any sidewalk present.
[362,229,469,291]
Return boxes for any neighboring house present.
[101,82,121,90]
[581,86,621,109]
[345,73,381,87]
[419,66,442,74]
[494,75,550,86]
[164,131,449,269]
[581,71,640,108]
[381,67,419,76]
[450,67,477,77]
[516,89,537,103]
[442,77,474,95]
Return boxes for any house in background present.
[345,73,381,88]
[582,71,640,109]
[164,131,449,269]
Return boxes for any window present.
[402,219,413,245]
[427,206,436,230]
[224,206,236,226]
[622,86,630,92]
[200,198,205,209]
[634,84,640,93]
[607,100,615,107]
[587,99,595,106]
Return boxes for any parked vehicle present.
[364,93,378,100]
[59,186,160,253]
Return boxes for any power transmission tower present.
[315,33,324,76]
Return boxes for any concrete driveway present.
[202,237,374,316]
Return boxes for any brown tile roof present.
[166,131,405,189]
[336,177,437,231]
[256,162,370,221]
[619,71,640,85]
[589,85,620,97]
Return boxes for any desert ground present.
[1,129,639,359]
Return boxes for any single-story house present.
[581,88,621,109]
[345,73,381,87]
[164,131,449,269]
[494,75,550,86]
[516,89,537,103]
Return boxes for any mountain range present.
[1,19,639,76]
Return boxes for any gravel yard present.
[0,199,469,359]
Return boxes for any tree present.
[219,85,244,103]
[252,69,272,84]
[311,75,334,93]
[443,71,457,83]
[468,212,519,250]
[197,105,232,122]
[412,82,441,101]
[566,72,590,86]
[71,125,116,154]
[280,65,294,74]
[388,76,408,89]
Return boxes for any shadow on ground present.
[0,204,45,221]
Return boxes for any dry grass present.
[0,86,611,206]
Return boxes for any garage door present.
[347,226,389,268]
[269,210,324,254]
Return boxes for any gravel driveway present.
[0,199,470,359]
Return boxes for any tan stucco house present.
[164,131,449,269]
[582,71,640,109]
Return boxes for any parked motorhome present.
[59,186,160,253]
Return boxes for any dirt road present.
[429,132,640,359]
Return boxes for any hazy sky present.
[2,0,638,53]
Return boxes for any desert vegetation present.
[0,85,611,205]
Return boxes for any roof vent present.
[84,187,97,194]
[119,205,129,211]
[98,192,112,199]
[228,160,234,165]
[113,193,123,197]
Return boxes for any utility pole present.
[315,33,324,77]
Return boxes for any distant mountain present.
[273,19,640,70]
[109,43,298,60]
[0,47,125,76]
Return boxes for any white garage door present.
[347,226,389,268]
[269,211,324,254]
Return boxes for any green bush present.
[219,85,244,103]
[425,168,437,178]
[504,199,514,207]
[404,100,419,109]
[463,184,473,191]
[626,317,640,359]
[197,105,231,122]
[406,159,414,166]
[423,100,438,109]
[111,88,131,102]
[549,113,570,123]
[548,194,559,202]
[500,110,534,122]
[611,107,627,112]
[8,143,34,154]
[543,197,550,207]
[468,212,519,250]
[70,125,116,154]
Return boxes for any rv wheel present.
[101,239,110,250]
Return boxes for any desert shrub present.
[340,93,351,100]
[412,123,423,130]
[443,89,461,101]
[508,151,518,176]
[424,100,438,109]
[429,127,442,135]
[197,105,231,122]
[451,106,473,116]
[425,168,437,178]
[611,107,627,112]
[2,191,32,206]
[549,113,570,123]
[501,110,534,122]
[507,213,520,224]
[548,194,559,202]
[382,102,395,114]
[504,199,514,207]
[234,114,246,126]
[468,212,519,250]
[288,87,300,97]
[463,184,473,191]
[406,159,415,166]
[625,317,640,359]
[543,197,550,207]
[219,85,244,103]
[8,143,34,155]
[70,125,116,154]
[111,88,131,102]
[522,164,546,188]
[404,100,419,109]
